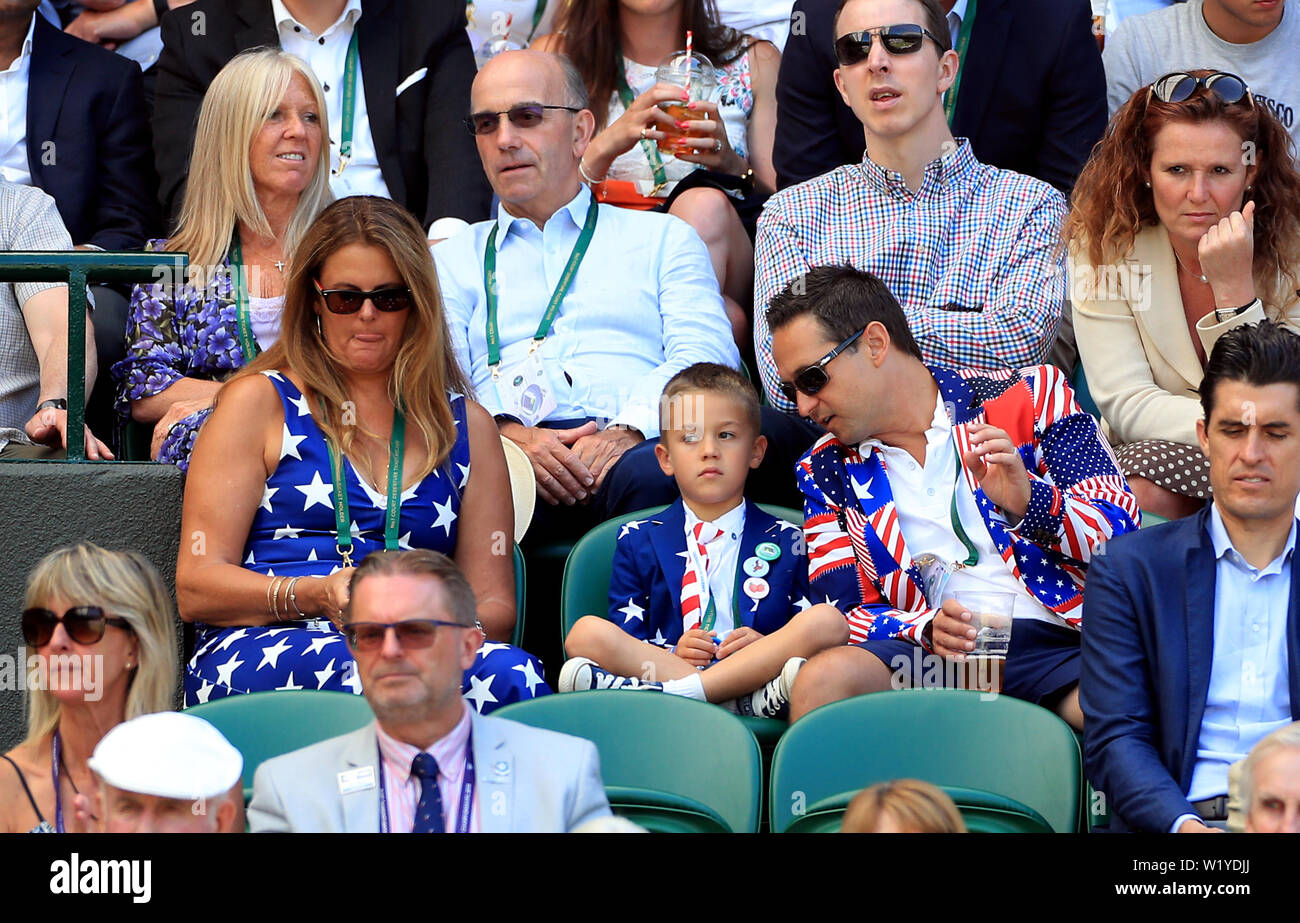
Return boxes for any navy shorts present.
[856,619,1081,707]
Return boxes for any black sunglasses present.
[314,282,414,314]
[463,104,582,136]
[344,618,472,651]
[1146,71,1253,108]
[779,327,865,405]
[22,606,133,647]
[834,24,943,66]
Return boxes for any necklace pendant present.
[273,260,286,272]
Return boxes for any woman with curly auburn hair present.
[1065,69,1300,520]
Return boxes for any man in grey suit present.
[249,550,611,833]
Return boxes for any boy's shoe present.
[737,657,806,719]
[559,657,665,693]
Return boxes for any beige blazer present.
[1071,224,1300,447]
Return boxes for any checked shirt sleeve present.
[1014,366,1140,563]
[753,198,810,412]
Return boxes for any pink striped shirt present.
[376,702,480,833]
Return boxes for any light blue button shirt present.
[1187,505,1295,804]
[433,184,738,438]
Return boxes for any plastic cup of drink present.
[949,590,1014,694]
[654,51,717,155]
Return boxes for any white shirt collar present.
[494,182,590,249]
[3,13,36,75]
[1208,502,1298,574]
[682,498,746,537]
[948,0,969,27]
[860,389,950,456]
[271,0,362,38]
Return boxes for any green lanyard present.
[228,230,260,361]
[949,440,979,568]
[698,552,749,633]
[483,194,598,376]
[320,399,407,566]
[614,59,668,193]
[337,29,361,173]
[943,0,977,128]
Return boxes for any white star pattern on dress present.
[479,642,511,657]
[397,531,413,550]
[277,672,304,691]
[256,636,293,671]
[280,424,307,460]
[288,392,311,417]
[214,651,245,688]
[314,658,337,688]
[296,470,334,511]
[512,659,543,695]
[260,486,278,513]
[193,679,214,704]
[304,635,340,656]
[307,547,318,562]
[273,524,303,541]
[214,628,249,653]
[617,520,645,540]
[618,598,645,624]
[457,463,470,489]
[431,498,457,537]
[244,550,256,566]
[464,673,498,712]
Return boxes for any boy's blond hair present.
[659,363,762,438]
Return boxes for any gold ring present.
[714,139,722,152]
[640,126,648,139]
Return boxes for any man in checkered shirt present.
[769,266,1138,729]
[753,0,1068,413]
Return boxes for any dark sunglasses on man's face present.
[834,24,943,66]
[313,281,414,315]
[21,606,133,647]
[463,104,582,136]
[778,327,866,405]
[344,618,471,651]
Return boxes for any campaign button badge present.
[742,556,770,578]
[744,577,770,600]
[755,542,781,562]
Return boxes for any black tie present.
[410,752,444,833]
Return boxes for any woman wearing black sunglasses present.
[1,544,176,833]
[532,0,779,344]
[1067,69,1300,521]
[175,196,548,711]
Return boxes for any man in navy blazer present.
[1082,321,1300,833]
[773,0,1107,193]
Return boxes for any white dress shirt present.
[433,184,738,437]
[0,14,35,188]
[271,0,390,200]
[947,0,969,47]
[682,499,746,639]
[860,391,1065,627]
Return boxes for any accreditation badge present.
[493,350,558,427]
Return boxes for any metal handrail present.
[0,251,188,461]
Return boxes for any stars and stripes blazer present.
[607,498,812,648]
[799,365,1139,649]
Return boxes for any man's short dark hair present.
[660,362,762,437]
[833,0,952,53]
[1199,320,1300,420]
[345,550,478,626]
[766,264,924,361]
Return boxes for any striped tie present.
[680,520,724,630]
[410,752,444,833]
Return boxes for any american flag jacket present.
[799,365,1139,649]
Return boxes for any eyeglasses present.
[834,24,943,66]
[1146,71,1253,108]
[313,282,414,314]
[21,606,133,647]
[463,104,582,136]
[778,327,865,404]
[344,618,472,651]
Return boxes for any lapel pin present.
[742,556,770,577]
[755,542,781,562]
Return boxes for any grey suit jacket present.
[248,712,612,833]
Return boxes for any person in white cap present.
[87,712,244,833]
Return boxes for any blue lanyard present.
[51,729,65,834]
[377,728,476,833]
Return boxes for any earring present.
[1144,181,1151,188]
[1246,185,1253,192]
[316,314,323,336]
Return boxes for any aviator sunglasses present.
[21,606,133,647]
[314,281,414,314]
[834,23,944,66]
[778,327,865,404]
[1146,71,1253,109]
[344,618,472,651]
[463,104,583,136]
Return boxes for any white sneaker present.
[738,657,806,719]
[558,657,665,693]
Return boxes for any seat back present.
[495,690,763,832]
[769,689,1083,833]
[187,690,375,802]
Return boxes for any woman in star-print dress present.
[175,196,549,714]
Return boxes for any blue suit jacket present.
[27,15,157,249]
[1080,508,1300,833]
[607,498,812,648]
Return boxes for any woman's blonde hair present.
[22,544,178,746]
[841,779,967,833]
[227,196,472,479]
[166,47,333,280]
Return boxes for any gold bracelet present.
[271,576,286,622]
[578,158,606,185]
[266,576,277,621]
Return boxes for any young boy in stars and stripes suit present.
[559,364,849,718]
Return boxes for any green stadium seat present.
[512,542,526,649]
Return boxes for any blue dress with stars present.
[184,371,551,712]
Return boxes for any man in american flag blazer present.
[769,266,1139,728]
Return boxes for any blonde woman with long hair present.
[114,47,333,469]
[176,195,550,710]
[0,544,177,833]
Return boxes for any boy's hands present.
[674,628,717,668]
[716,627,762,659]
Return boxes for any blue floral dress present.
[183,371,551,714]
[112,239,257,470]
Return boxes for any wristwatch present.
[36,398,67,412]
[1214,299,1259,323]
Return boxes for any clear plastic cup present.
[653,51,717,155]
[948,589,1015,694]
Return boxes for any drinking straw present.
[685,29,693,94]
